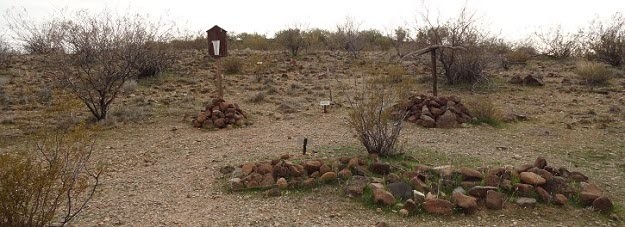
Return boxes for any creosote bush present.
[60,10,168,121]
[343,79,408,156]
[222,57,243,75]
[0,128,103,227]
[575,61,614,86]
[275,28,305,56]
[586,13,625,66]
[534,25,581,59]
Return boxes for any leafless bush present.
[342,79,408,156]
[534,25,581,59]
[5,8,70,54]
[334,16,365,57]
[388,26,410,58]
[419,6,492,84]
[275,27,305,56]
[0,130,103,226]
[585,13,625,66]
[0,36,13,68]
[133,42,174,79]
[60,11,157,121]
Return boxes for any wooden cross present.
[402,45,466,97]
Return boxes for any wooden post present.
[216,58,223,99]
[302,138,308,155]
[430,49,438,97]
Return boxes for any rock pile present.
[193,98,247,129]
[226,155,615,216]
[402,95,472,128]
[509,74,545,86]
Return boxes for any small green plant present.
[222,57,243,75]
[575,61,614,86]
[465,97,502,127]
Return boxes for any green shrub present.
[575,61,614,86]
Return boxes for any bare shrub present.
[334,16,365,57]
[0,36,13,69]
[60,11,156,121]
[388,26,410,58]
[419,6,492,84]
[575,61,614,86]
[133,42,174,79]
[534,25,581,59]
[275,28,305,56]
[585,13,625,66]
[506,43,537,63]
[343,79,408,156]
[5,8,69,54]
[0,129,103,226]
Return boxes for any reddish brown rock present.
[345,176,370,197]
[347,157,359,168]
[319,164,332,175]
[409,176,428,193]
[423,199,453,215]
[452,192,478,214]
[260,173,275,187]
[436,110,458,128]
[553,194,568,206]
[486,190,504,210]
[592,196,614,213]
[569,171,589,182]
[370,162,391,175]
[534,157,547,169]
[304,160,323,173]
[520,172,546,185]
[535,186,552,203]
[214,118,226,128]
[319,171,337,182]
[241,163,255,176]
[468,186,499,198]
[404,199,418,212]
[580,183,603,206]
[457,167,483,180]
[515,184,535,197]
[373,189,396,206]
[338,168,352,179]
[257,163,273,175]
[385,173,401,184]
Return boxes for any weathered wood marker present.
[206,25,228,99]
[402,45,466,97]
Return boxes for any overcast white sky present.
[1,0,624,41]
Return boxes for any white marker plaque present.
[320,101,331,106]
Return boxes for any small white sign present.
[212,40,220,56]
[320,101,331,106]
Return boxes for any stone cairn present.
[403,95,472,128]
[225,156,615,216]
[193,98,246,129]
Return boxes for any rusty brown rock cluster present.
[403,95,472,128]
[193,98,246,129]
[227,155,614,216]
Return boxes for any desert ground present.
[1,49,624,226]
